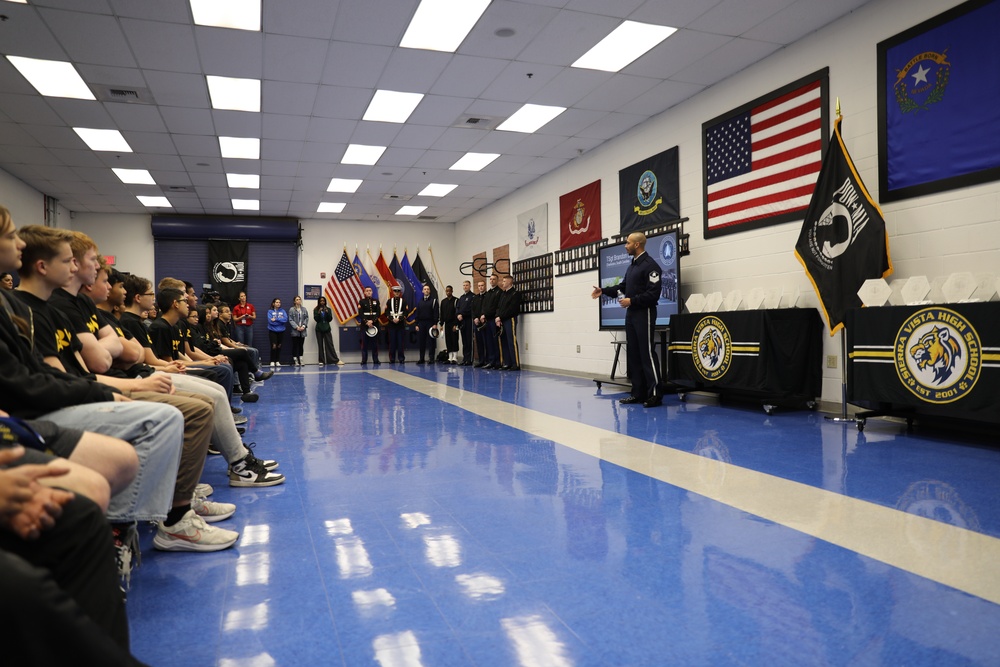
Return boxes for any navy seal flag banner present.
[794,116,893,336]
[517,203,548,259]
[559,180,601,250]
[208,239,248,306]
[619,146,680,235]
[703,69,829,239]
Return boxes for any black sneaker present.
[244,442,279,470]
[241,392,260,403]
[256,370,275,381]
[229,456,285,487]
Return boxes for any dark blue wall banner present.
[619,146,680,235]
[878,0,1000,202]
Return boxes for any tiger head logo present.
[909,325,961,385]
[699,329,723,368]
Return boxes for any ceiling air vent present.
[381,194,412,201]
[91,84,156,104]
[452,115,500,130]
[418,215,438,220]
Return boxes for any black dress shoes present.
[643,396,663,408]
[619,396,642,404]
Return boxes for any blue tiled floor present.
[128,365,1000,666]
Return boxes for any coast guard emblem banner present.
[619,147,679,235]
[877,0,1000,202]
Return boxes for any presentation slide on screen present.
[598,232,679,328]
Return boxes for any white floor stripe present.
[373,369,1000,606]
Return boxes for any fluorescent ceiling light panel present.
[400,0,491,53]
[418,183,457,197]
[449,152,500,171]
[342,144,386,166]
[112,168,155,185]
[327,178,363,193]
[363,90,425,123]
[226,173,260,188]
[137,196,171,207]
[396,206,427,216]
[572,21,677,72]
[206,75,261,112]
[74,128,133,153]
[190,0,261,31]
[231,198,259,210]
[497,104,567,133]
[219,136,260,159]
[317,202,346,213]
[6,56,95,99]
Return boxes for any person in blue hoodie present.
[266,298,288,367]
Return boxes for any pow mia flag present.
[208,239,248,306]
[794,117,892,335]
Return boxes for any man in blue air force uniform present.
[591,232,663,407]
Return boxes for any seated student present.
[14,226,238,552]
[0,437,150,666]
[149,288,284,488]
[188,305,258,403]
[119,275,282,487]
[157,277,238,399]
[214,303,272,381]
[0,207,185,568]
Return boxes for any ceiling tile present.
[120,18,200,73]
[195,26,264,79]
[264,35,331,84]
[687,0,798,37]
[321,41,393,88]
[262,81,318,116]
[264,0,341,40]
[39,8,137,67]
[106,103,168,132]
[159,106,215,135]
[671,36,782,85]
[330,0,417,47]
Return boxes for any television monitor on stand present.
[596,229,681,331]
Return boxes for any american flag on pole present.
[703,70,828,239]
[325,249,365,324]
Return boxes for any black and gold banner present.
[668,309,822,399]
[847,303,1000,423]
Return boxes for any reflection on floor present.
[128,364,1000,666]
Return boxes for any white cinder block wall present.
[455,0,1000,402]
[7,0,998,402]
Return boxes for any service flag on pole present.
[325,249,365,325]
[794,116,892,335]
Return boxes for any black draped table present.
[847,302,1000,426]
[668,309,823,411]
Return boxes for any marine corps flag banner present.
[619,147,680,235]
[559,180,601,250]
[794,116,892,335]
[209,239,248,306]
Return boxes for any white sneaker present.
[194,482,214,497]
[153,510,239,552]
[192,492,236,523]
[336,360,345,366]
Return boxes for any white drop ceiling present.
[0,0,871,222]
